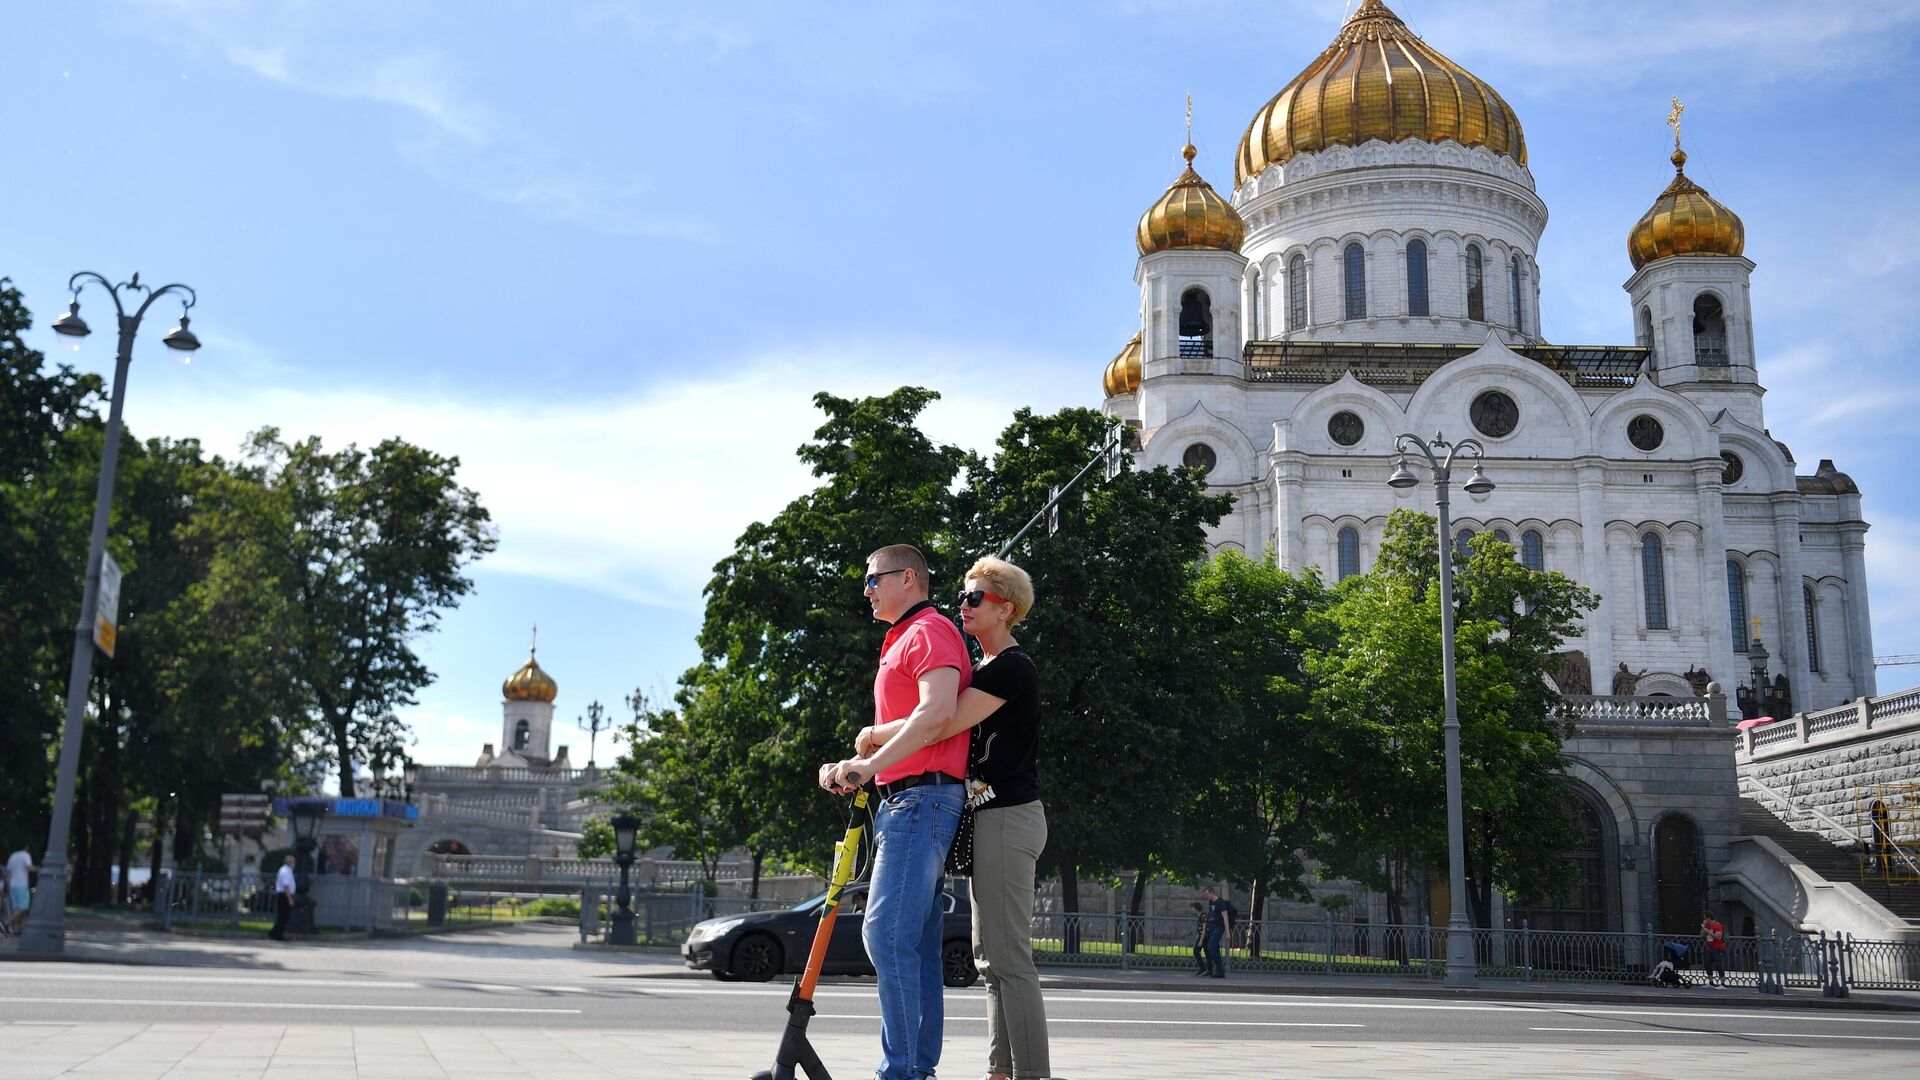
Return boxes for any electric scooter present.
[751,786,872,1080]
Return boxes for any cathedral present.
[1102,0,1874,713]
[1098,0,1885,938]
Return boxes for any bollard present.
[427,883,448,928]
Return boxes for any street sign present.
[93,553,122,658]
[218,793,272,837]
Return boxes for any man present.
[5,845,35,935]
[269,854,296,941]
[1189,900,1208,976]
[820,544,969,1080]
[1201,885,1233,979]
[1699,909,1728,988]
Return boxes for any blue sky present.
[6,0,1918,770]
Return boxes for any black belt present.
[876,771,964,799]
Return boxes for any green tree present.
[239,429,496,795]
[1181,550,1334,939]
[0,278,101,853]
[951,407,1230,924]
[683,388,966,867]
[1310,509,1598,929]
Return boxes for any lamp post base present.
[609,910,637,946]
[1443,918,1477,988]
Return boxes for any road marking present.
[1050,993,1920,1025]
[0,997,579,1015]
[1530,1027,1920,1042]
[813,1015,1364,1028]
[0,972,420,990]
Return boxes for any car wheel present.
[711,968,743,982]
[731,932,783,983]
[942,938,979,987]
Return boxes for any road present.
[5,959,1919,1078]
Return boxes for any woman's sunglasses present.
[957,589,1011,609]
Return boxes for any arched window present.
[1654,814,1706,936]
[1637,306,1657,369]
[1641,533,1668,630]
[1287,253,1308,330]
[1406,239,1429,316]
[1693,293,1728,365]
[1248,268,1263,339]
[1455,528,1476,561]
[1465,244,1485,321]
[1337,527,1360,581]
[513,719,531,750]
[1728,560,1749,653]
[1179,288,1213,358]
[1510,255,1525,333]
[1521,530,1545,572]
[1492,528,1511,547]
[1343,243,1366,319]
[1804,584,1820,671]
[1512,792,1613,932]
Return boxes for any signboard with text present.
[93,552,123,658]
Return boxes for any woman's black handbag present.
[945,796,976,877]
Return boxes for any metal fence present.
[579,884,793,945]
[153,871,557,934]
[1022,912,1920,993]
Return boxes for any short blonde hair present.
[965,556,1035,625]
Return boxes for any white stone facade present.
[1106,138,1874,716]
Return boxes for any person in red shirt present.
[1700,910,1728,988]
[820,544,969,1080]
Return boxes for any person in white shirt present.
[6,846,35,934]
[269,855,296,941]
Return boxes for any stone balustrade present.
[1737,688,1920,763]
[1555,694,1716,726]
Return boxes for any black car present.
[682,881,978,986]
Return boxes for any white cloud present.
[114,336,1094,611]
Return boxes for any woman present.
[835,556,1049,1080]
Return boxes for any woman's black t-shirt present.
[967,646,1041,810]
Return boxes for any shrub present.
[520,898,580,918]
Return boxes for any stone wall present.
[1738,709,1920,845]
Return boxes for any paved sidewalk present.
[5,1022,1917,1080]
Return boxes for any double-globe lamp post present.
[20,272,200,955]
[1387,431,1494,989]
[610,813,640,946]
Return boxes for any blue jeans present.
[863,783,963,1080]
[1203,927,1225,977]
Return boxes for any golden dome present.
[1235,0,1527,186]
[1137,144,1246,256]
[1627,149,1745,270]
[503,651,557,703]
[1103,332,1143,398]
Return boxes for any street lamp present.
[610,813,640,945]
[579,700,612,769]
[1387,430,1493,989]
[289,798,327,935]
[402,761,422,803]
[19,272,199,956]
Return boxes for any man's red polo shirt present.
[873,601,970,785]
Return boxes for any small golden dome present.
[1627,149,1745,270]
[1235,0,1527,186]
[1137,144,1246,256]
[1103,332,1143,398]
[503,651,558,703]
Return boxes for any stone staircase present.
[1738,797,1920,925]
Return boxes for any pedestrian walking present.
[1700,909,1728,988]
[1201,886,1235,979]
[269,854,296,941]
[5,845,35,935]
[820,544,969,1080]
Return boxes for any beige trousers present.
[970,800,1049,1078]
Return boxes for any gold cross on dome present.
[1749,615,1764,635]
[1185,92,1193,146]
[1667,96,1686,151]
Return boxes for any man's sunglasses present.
[864,568,909,589]
[957,589,1011,609]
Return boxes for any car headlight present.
[691,919,745,943]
